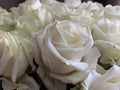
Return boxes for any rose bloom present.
[34,20,100,84]
[92,18,120,68]
[92,18,120,44]
[81,65,120,90]
[40,0,104,26]
[12,0,54,36]
[0,30,32,82]
[67,1,104,26]
[104,5,120,20]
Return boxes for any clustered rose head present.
[33,0,120,89]
[35,20,98,84]
[1,0,120,90]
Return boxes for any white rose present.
[92,18,120,69]
[0,7,15,32]
[11,0,54,37]
[40,0,68,18]
[0,7,14,25]
[92,18,120,44]
[15,5,54,36]
[35,20,100,84]
[40,0,80,19]
[0,30,32,82]
[104,5,120,20]
[81,65,120,90]
[11,0,41,18]
[95,40,120,69]
[67,1,104,26]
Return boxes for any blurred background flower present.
[0,0,120,11]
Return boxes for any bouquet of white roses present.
[0,0,120,90]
